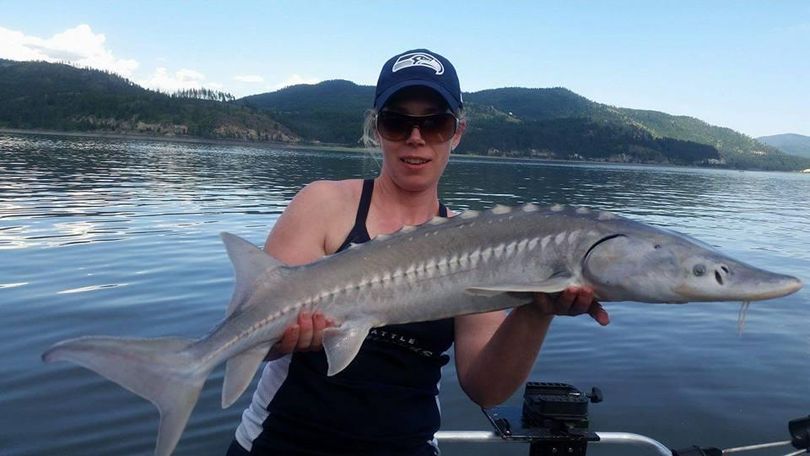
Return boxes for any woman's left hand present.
[531,286,610,326]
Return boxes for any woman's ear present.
[451,119,467,150]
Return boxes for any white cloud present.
[271,74,320,90]
[234,74,264,83]
[0,24,138,77]
[136,68,225,94]
[137,67,210,93]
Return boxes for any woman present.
[228,49,609,456]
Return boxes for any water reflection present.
[1,132,809,456]
[1,135,339,249]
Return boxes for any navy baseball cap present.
[374,49,463,114]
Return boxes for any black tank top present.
[254,179,455,455]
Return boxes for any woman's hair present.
[361,109,380,149]
[360,107,466,150]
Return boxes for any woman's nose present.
[405,124,425,145]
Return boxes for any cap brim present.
[375,80,461,113]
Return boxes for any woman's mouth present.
[401,157,431,165]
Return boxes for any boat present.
[435,382,809,456]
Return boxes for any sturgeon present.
[42,204,803,455]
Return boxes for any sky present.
[1,1,808,137]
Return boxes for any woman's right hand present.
[269,312,332,357]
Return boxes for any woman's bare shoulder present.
[291,179,364,220]
[297,179,362,204]
[265,179,365,263]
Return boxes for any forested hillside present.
[241,80,374,145]
[243,81,808,170]
[3,59,808,171]
[758,134,810,159]
[0,59,296,141]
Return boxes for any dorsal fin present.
[220,232,286,317]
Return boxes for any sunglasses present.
[376,111,459,144]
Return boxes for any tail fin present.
[42,336,210,456]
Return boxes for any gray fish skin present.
[41,204,803,456]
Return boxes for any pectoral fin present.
[222,344,270,408]
[322,321,375,377]
[466,275,574,297]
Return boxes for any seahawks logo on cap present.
[392,52,445,75]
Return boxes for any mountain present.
[2,59,808,171]
[465,87,602,120]
[0,59,296,142]
[242,82,809,170]
[241,80,373,145]
[757,134,810,159]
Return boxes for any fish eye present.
[693,264,706,276]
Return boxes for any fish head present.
[581,229,803,303]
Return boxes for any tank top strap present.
[356,179,446,222]
[336,179,449,253]
[355,178,375,227]
[335,179,375,253]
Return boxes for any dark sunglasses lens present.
[420,114,457,143]
[377,112,411,141]
[377,112,457,143]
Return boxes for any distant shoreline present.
[3,127,804,173]
[0,127,362,153]
[0,127,646,165]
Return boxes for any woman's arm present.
[454,287,609,408]
[262,180,357,355]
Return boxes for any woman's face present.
[377,88,463,193]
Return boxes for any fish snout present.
[729,262,804,300]
[782,276,804,295]
[673,256,803,302]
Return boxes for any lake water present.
[1,132,808,456]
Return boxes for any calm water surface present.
[1,133,809,456]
